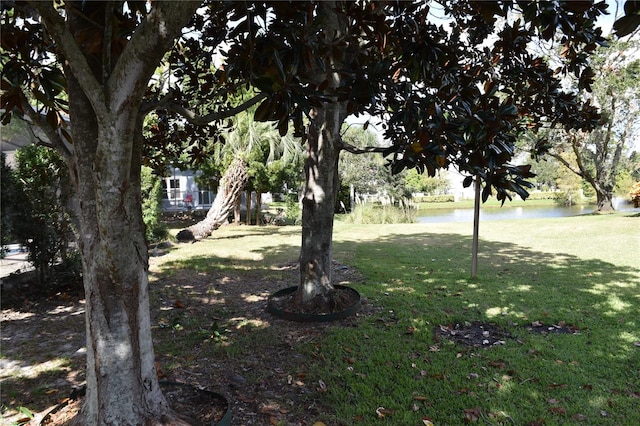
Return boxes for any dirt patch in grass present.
[434,321,513,347]
[525,320,582,335]
[1,257,368,425]
[433,320,581,349]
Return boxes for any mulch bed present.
[434,320,581,348]
[434,321,513,347]
[35,382,228,426]
[268,285,361,316]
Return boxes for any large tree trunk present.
[296,105,344,309]
[294,1,349,311]
[595,184,615,212]
[67,78,184,426]
[31,2,201,424]
[177,157,249,241]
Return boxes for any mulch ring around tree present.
[35,382,229,426]
[434,320,581,348]
[266,261,364,322]
[267,285,361,321]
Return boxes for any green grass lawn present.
[160,212,639,425]
[318,213,640,425]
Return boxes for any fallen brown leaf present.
[549,406,567,415]
[572,413,588,421]
[547,383,568,389]
[376,407,395,418]
[463,407,482,423]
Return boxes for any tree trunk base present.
[266,285,361,322]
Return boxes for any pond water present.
[416,199,637,223]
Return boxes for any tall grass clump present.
[346,201,416,224]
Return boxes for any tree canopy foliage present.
[3,1,608,202]
[206,1,606,205]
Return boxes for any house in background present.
[161,167,216,212]
[2,119,217,213]
[1,118,45,166]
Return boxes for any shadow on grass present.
[152,227,639,423]
[3,225,638,424]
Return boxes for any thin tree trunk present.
[256,192,262,225]
[234,196,241,225]
[471,176,481,279]
[245,190,252,225]
[177,158,249,241]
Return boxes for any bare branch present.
[164,93,268,125]
[338,140,389,155]
[19,93,73,162]
[29,1,108,117]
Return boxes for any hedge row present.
[524,191,564,200]
[413,191,563,203]
[413,195,455,203]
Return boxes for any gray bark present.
[295,1,349,309]
[31,2,201,424]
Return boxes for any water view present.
[416,200,637,223]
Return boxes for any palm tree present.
[177,108,302,240]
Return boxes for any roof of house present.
[1,117,53,153]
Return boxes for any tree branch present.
[19,93,73,162]
[338,140,389,155]
[548,151,583,178]
[106,1,201,111]
[29,1,109,117]
[164,92,268,125]
[30,0,105,118]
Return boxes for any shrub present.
[284,193,301,225]
[141,166,168,243]
[526,191,563,201]
[345,202,416,224]
[1,153,23,255]
[413,194,455,203]
[12,145,78,286]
